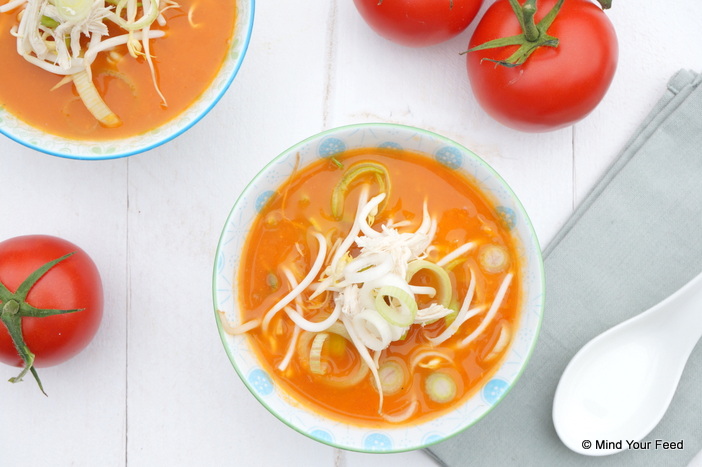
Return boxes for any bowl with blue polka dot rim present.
[213,122,544,453]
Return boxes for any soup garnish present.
[0,0,175,126]
[223,148,521,425]
[1,0,233,136]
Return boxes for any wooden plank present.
[0,149,128,466]
[123,1,338,464]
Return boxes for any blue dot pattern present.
[310,429,334,444]
[248,369,274,396]
[496,206,517,230]
[255,190,275,212]
[482,378,509,405]
[318,137,346,157]
[379,141,402,150]
[364,433,393,452]
[435,146,463,169]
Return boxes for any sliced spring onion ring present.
[376,359,408,396]
[331,162,390,219]
[478,244,510,274]
[110,0,160,31]
[381,400,419,424]
[406,259,452,308]
[483,323,511,362]
[297,326,370,388]
[72,69,121,128]
[358,272,410,309]
[352,308,393,351]
[325,321,352,341]
[309,332,329,375]
[374,285,418,327]
[55,0,93,21]
[389,321,407,341]
[320,358,370,388]
[425,371,457,404]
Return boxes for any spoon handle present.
[659,270,702,352]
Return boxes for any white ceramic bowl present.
[213,123,544,453]
[0,0,254,160]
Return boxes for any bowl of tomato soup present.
[0,0,253,159]
[213,123,544,452]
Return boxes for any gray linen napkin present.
[425,69,702,466]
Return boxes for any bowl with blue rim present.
[0,0,254,160]
[213,122,544,452]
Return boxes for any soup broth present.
[235,148,523,426]
[0,0,236,139]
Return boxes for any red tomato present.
[354,0,485,47]
[0,235,103,386]
[466,0,618,132]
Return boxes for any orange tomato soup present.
[238,148,523,426]
[0,1,236,139]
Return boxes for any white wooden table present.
[1,1,701,466]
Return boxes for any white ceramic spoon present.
[552,270,702,456]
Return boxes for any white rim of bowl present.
[212,122,545,453]
[0,0,255,160]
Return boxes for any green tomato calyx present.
[467,0,611,67]
[467,0,563,67]
[0,252,84,396]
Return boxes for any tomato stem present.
[467,0,565,67]
[2,312,45,395]
[0,252,83,395]
[3,299,19,315]
[520,0,539,42]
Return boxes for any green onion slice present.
[331,162,390,219]
[55,0,93,21]
[425,371,457,404]
[72,70,121,128]
[478,244,510,274]
[406,260,452,308]
[309,332,329,375]
[374,285,417,327]
[376,359,408,396]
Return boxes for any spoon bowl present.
[553,270,702,456]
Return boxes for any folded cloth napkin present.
[425,69,702,466]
